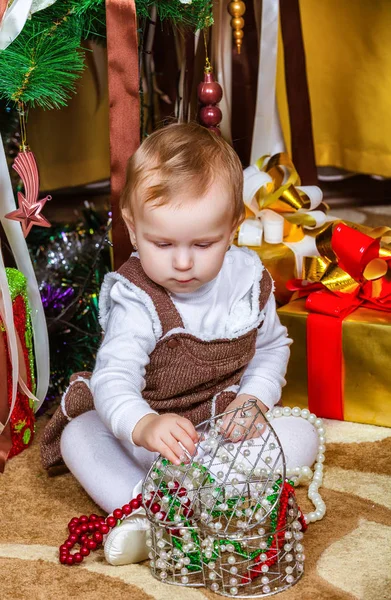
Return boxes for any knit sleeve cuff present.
[111,402,158,445]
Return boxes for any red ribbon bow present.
[286,223,391,420]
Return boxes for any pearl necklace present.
[265,406,326,524]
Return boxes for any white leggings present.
[60,410,319,513]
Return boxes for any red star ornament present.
[6,191,52,237]
[5,150,52,237]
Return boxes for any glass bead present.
[262,585,271,593]
[261,576,269,584]
[230,587,238,595]
[227,555,236,564]
[285,566,293,574]
[297,553,305,562]
[285,553,293,562]
[229,577,238,585]
[160,571,167,579]
[181,576,189,584]
[230,566,238,574]
[286,575,295,584]
[260,554,268,562]
[210,583,219,592]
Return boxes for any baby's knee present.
[269,415,319,469]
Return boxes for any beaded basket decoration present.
[142,400,307,598]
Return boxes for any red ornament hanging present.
[197,33,223,135]
[5,103,52,238]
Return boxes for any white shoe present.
[104,511,150,565]
[104,480,150,566]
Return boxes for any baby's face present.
[128,179,236,294]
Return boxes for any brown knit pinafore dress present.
[40,257,272,471]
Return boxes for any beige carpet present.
[1,417,391,600]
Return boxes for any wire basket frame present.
[142,400,305,597]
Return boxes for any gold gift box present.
[278,299,391,427]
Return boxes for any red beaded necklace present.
[59,495,143,565]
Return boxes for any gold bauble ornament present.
[228,1,246,54]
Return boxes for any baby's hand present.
[132,413,199,465]
[221,393,268,441]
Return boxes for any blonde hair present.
[120,122,245,226]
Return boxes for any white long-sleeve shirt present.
[91,246,291,443]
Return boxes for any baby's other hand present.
[132,413,199,465]
[221,394,268,441]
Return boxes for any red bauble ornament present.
[197,64,224,135]
[199,105,223,128]
[197,72,223,105]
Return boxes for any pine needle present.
[0,18,85,109]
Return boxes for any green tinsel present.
[27,205,111,404]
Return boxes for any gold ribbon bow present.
[254,153,328,233]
